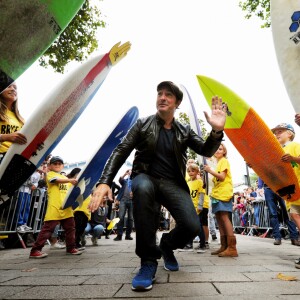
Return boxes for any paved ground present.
[1,232,300,299]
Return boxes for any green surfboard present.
[0,0,85,92]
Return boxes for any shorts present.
[290,204,300,215]
[200,207,208,226]
[211,196,233,214]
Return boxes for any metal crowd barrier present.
[0,187,48,248]
[232,200,271,237]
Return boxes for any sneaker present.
[91,236,98,246]
[291,239,300,246]
[194,244,206,253]
[105,235,110,239]
[66,248,83,255]
[80,235,86,247]
[131,263,157,291]
[205,242,210,249]
[50,242,66,250]
[160,240,179,271]
[178,244,193,252]
[76,244,85,251]
[29,251,48,259]
[212,234,217,241]
[193,236,200,243]
[125,235,133,240]
[274,239,281,245]
[295,258,300,269]
[23,224,32,231]
[114,235,122,241]
[17,225,26,233]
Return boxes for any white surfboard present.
[271,0,300,112]
[0,42,131,197]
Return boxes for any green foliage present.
[239,0,271,28]
[39,0,106,73]
[178,112,209,162]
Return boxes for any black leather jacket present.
[99,114,223,191]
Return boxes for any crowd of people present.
[1,80,300,292]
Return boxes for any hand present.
[295,114,300,126]
[204,96,227,132]
[281,153,294,163]
[69,178,78,185]
[4,132,27,145]
[203,165,211,173]
[88,184,112,212]
[109,41,131,66]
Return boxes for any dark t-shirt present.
[149,127,181,180]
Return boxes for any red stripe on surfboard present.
[21,53,111,159]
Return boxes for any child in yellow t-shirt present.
[271,123,300,269]
[29,156,83,258]
[204,143,237,257]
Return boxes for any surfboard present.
[197,75,300,202]
[271,0,300,112]
[107,218,120,231]
[62,106,139,209]
[0,0,85,93]
[180,84,209,194]
[0,42,131,198]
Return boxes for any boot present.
[211,235,227,255]
[218,235,238,257]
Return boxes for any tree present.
[39,0,106,73]
[239,0,271,28]
[177,112,209,162]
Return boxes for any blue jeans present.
[253,204,260,226]
[16,192,31,226]
[264,188,298,240]
[116,199,133,236]
[132,174,200,263]
[85,223,105,238]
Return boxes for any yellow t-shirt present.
[0,110,23,153]
[44,171,74,221]
[284,142,300,206]
[188,179,204,213]
[74,196,91,220]
[211,157,233,201]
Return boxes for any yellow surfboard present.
[197,75,300,202]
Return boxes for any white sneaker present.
[17,226,26,233]
[50,242,66,250]
[23,224,32,231]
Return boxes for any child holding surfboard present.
[203,143,238,257]
[29,156,83,258]
[0,82,27,164]
[271,123,300,268]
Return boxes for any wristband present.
[212,129,223,134]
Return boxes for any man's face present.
[156,88,179,115]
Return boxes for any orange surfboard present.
[197,75,300,202]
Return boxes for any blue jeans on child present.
[264,188,298,240]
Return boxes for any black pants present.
[132,174,200,263]
[74,211,88,246]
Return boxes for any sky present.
[15,0,299,184]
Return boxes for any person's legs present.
[125,200,134,238]
[211,211,227,255]
[277,196,298,240]
[31,220,59,252]
[131,174,161,263]
[60,217,76,252]
[74,211,88,247]
[198,211,206,248]
[208,205,217,239]
[115,200,126,238]
[218,211,238,257]
[264,188,281,242]
[92,224,105,238]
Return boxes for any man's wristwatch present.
[212,129,223,135]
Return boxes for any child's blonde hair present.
[187,163,200,172]
[214,143,228,158]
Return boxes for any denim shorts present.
[211,196,233,214]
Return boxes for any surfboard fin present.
[277,184,296,199]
